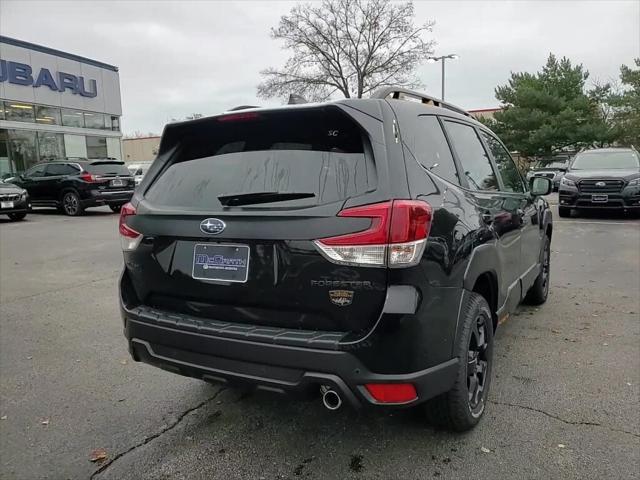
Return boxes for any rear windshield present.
[86,163,131,176]
[145,107,376,209]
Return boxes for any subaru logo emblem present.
[595,181,606,187]
[200,218,226,235]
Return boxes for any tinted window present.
[444,121,498,191]
[85,162,131,176]
[413,116,459,185]
[480,131,524,193]
[25,164,46,177]
[146,108,375,209]
[37,132,65,162]
[84,112,105,129]
[61,109,85,128]
[86,137,108,158]
[4,102,35,122]
[35,106,62,125]
[46,163,80,176]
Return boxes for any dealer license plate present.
[1,201,14,209]
[111,178,124,187]
[192,243,250,283]
[591,194,608,203]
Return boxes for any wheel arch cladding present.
[471,272,498,331]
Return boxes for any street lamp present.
[427,54,459,101]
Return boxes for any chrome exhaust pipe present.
[320,385,342,411]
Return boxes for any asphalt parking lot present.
[1,197,639,480]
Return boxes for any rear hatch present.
[85,161,135,190]
[124,106,390,334]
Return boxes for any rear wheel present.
[109,204,122,213]
[524,235,551,305]
[61,191,83,216]
[7,212,27,221]
[558,206,571,217]
[425,293,493,431]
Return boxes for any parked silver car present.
[526,159,569,191]
[127,162,153,185]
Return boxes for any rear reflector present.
[364,383,418,404]
[314,200,432,267]
[119,202,142,251]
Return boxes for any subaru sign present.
[0,59,97,98]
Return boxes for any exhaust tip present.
[321,386,342,411]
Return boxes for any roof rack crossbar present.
[371,87,470,117]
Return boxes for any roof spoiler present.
[371,87,470,117]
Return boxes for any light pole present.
[427,54,459,101]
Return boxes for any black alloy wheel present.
[62,192,82,216]
[467,313,489,415]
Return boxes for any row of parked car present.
[0,159,152,221]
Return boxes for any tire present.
[7,212,27,221]
[558,206,571,218]
[524,235,551,305]
[61,191,84,216]
[109,205,122,213]
[425,292,494,432]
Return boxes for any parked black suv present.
[119,88,553,431]
[558,147,640,217]
[10,159,134,216]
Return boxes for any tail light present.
[119,202,142,251]
[80,173,99,182]
[364,383,418,404]
[314,200,432,268]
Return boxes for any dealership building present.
[0,36,122,177]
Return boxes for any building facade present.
[123,136,160,163]
[0,36,122,177]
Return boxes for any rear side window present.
[413,116,459,185]
[46,163,80,176]
[480,131,525,193]
[444,121,498,191]
[146,108,376,209]
[85,163,131,176]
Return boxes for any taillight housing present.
[80,173,99,182]
[314,200,432,268]
[119,202,142,251]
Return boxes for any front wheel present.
[61,191,83,216]
[425,292,494,431]
[524,235,551,305]
[7,212,27,221]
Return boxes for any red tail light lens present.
[217,112,260,122]
[80,173,98,182]
[364,383,418,404]
[314,200,432,267]
[119,202,142,251]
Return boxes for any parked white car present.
[127,162,152,185]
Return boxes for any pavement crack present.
[491,400,640,438]
[90,387,226,479]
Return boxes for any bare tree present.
[257,0,435,101]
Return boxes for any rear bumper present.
[124,315,458,408]
[82,189,134,207]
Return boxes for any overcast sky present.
[1,0,638,134]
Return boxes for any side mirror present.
[530,177,552,196]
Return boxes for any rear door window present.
[413,116,460,185]
[45,163,80,176]
[479,131,525,193]
[145,108,376,209]
[85,163,131,176]
[444,121,498,191]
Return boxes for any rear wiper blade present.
[217,191,316,206]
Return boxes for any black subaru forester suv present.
[119,88,553,431]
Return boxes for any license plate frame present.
[191,243,250,283]
[591,194,608,203]
[111,178,124,187]
[1,201,14,209]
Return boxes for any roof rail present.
[371,87,470,118]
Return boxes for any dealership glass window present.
[37,132,65,162]
[4,102,35,123]
[7,129,38,173]
[84,112,105,129]
[35,105,62,126]
[0,103,5,121]
[0,129,10,178]
[86,136,108,158]
[104,116,121,131]
[61,109,85,128]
